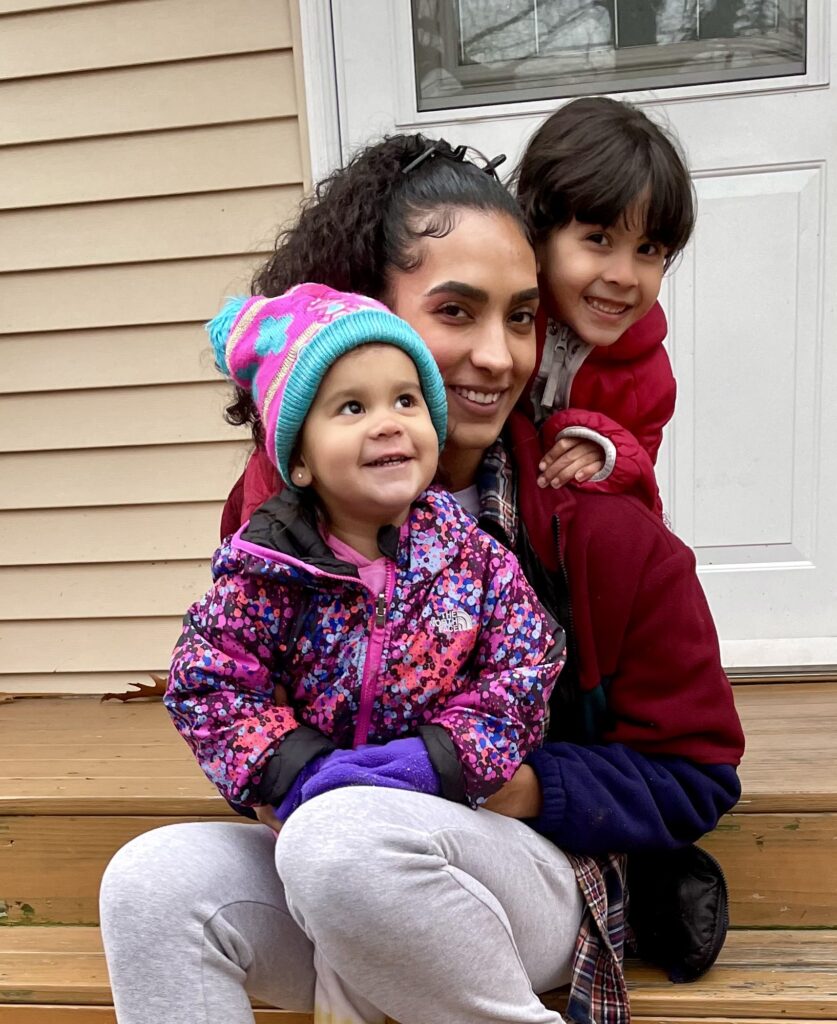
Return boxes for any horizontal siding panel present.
[0,323,217,392]
[0,120,302,209]
[1,186,301,271]
[0,51,296,145]
[0,672,162,695]
[0,1,106,12]
[0,617,184,673]
[0,0,291,80]
[1,2,308,694]
[0,503,224,564]
[0,383,241,451]
[0,560,209,619]
[0,255,263,333]
[2,441,250,510]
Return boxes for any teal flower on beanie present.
[254,315,294,356]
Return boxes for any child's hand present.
[254,804,283,833]
[537,436,604,489]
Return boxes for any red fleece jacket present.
[507,410,743,766]
[528,301,673,516]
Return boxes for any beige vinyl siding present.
[0,0,311,694]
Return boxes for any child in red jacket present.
[515,96,696,515]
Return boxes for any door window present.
[412,0,806,109]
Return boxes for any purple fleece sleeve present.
[526,743,741,853]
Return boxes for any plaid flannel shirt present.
[477,438,630,1024]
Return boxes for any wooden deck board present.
[0,814,245,924]
[701,812,837,927]
[3,809,834,928]
[2,929,836,1018]
[2,685,836,815]
[733,684,837,813]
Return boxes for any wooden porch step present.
[1,928,836,1020]
[2,685,836,929]
[3,683,835,815]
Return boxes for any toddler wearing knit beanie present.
[166,283,564,832]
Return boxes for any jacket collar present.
[232,487,471,584]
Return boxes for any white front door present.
[306,0,837,673]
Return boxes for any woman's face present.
[387,209,539,490]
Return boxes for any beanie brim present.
[272,309,448,487]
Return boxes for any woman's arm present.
[500,463,745,852]
[529,745,739,853]
[484,746,739,854]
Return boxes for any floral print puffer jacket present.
[166,487,564,808]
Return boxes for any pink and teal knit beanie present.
[207,283,448,486]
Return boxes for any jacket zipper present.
[552,513,578,675]
[542,320,591,413]
[352,562,395,747]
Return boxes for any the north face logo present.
[430,609,475,634]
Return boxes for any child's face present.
[537,210,666,348]
[292,344,439,528]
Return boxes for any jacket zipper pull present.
[375,592,386,628]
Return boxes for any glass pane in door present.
[412,0,806,109]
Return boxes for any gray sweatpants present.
[100,787,583,1024]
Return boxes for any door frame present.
[297,0,343,184]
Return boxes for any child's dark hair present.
[515,97,695,269]
[226,134,527,444]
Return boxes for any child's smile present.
[292,344,439,553]
[585,296,632,317]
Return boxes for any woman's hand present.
[482,764,543,819]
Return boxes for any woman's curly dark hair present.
[224,133,527,446]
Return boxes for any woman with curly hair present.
[100,131,743,1024]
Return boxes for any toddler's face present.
[537,209,666,348]
[292,344,439,528]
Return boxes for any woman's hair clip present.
[402,138,507,180]
[482,153,507,179]
[401,138,466,175]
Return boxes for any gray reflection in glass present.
[412,0,806,109]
